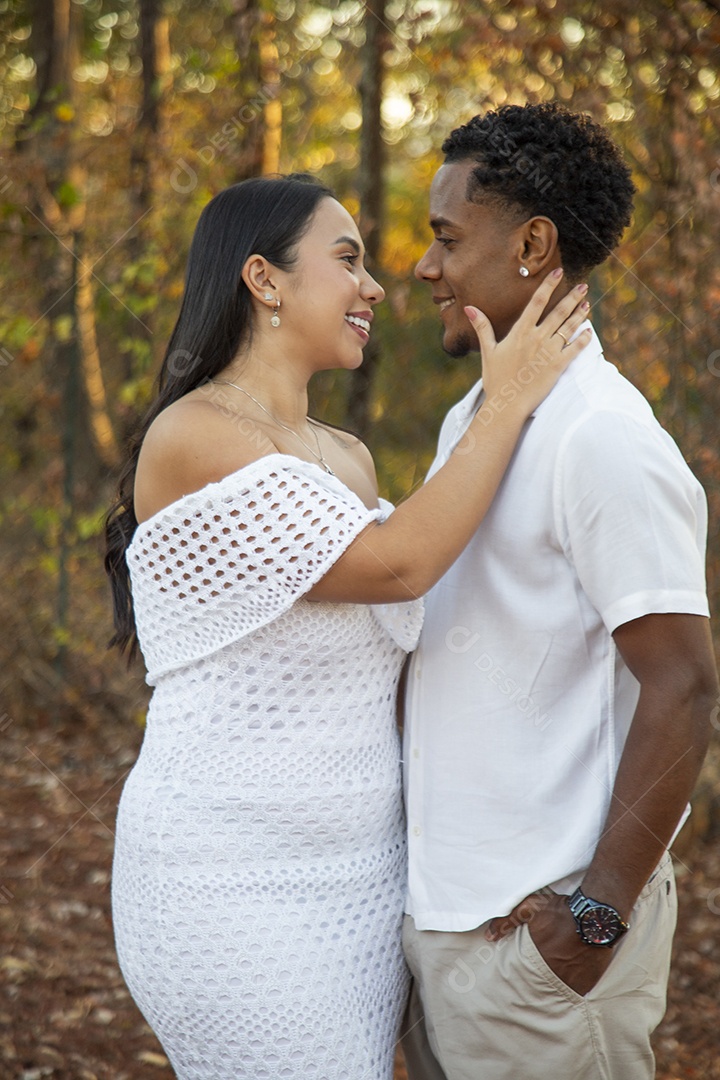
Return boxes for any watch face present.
[579,904,624,946]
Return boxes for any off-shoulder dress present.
[111,455,423,1079]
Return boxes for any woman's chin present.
[315,352,365,375]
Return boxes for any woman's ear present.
[241,254,278,302]
[518,216,560,276]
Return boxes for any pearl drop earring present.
[270,299,281,328]
[519,266,530,277]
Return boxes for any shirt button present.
[415,665,422,679]
[413,748,420,759]
[413,826,421,836]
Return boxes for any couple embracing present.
[105,102,717,1080]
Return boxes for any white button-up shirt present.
[404,323,710,931]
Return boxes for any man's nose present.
[415,245,440,281]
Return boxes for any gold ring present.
[556,330,569,345]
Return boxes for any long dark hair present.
[104,173,335,663]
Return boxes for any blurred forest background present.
[1,0,720,1076]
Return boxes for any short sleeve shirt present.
[403,324,710,931]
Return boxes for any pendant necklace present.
[210,380,335,476]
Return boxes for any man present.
[401,102,718,1080]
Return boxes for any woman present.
[105,173,589,1079]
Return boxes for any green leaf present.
[55,181,82,208]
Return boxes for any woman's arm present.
[307,271,590,603]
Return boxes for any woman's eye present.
[341,254,358,265]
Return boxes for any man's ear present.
[241,254,279,302]
[517,216,560,276]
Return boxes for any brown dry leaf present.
[49,1007,86,1027]
[0,956,33,974]
[35,1045,64,1065]
[136,1051,171,1068]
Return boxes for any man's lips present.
[433,297,456,313]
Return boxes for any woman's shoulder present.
[134,394,276,525]
[144,389,269,449]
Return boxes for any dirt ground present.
[2,709,719,1080]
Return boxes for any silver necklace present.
[210,380,335,476]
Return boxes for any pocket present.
[518,923,590,1004]
[504,924,603,1076]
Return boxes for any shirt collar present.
[530,319,604,417]
[460,319,603,422]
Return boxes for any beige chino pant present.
[401,852,677,1080]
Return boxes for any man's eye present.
[437,237,455,247]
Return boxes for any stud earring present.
[270,299,281,328]
[263,292,273,301]
[519,266,530,277]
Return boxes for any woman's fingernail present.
[577,283,588,293]
[552,267,564,279]
[581,300,590,311]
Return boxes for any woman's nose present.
[362,270,385,305]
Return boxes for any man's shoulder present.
[539,355,658,441]
[557,370,703,498]
[580,356,654,413]
[572,360,674,445]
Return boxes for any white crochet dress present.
[111,454,423,1080]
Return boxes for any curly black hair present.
[442,103,636,280]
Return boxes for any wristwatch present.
[567,887,630,947]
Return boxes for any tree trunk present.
[226,0,274,180]
[260,21,282,175]
[15,0,72,137]
[346,0,387,439]
[655,45,689,445]
[74,233,120,468]
[15,0,99,671]
[16,0,113,476]
[125,0,171,379]
[135,0,170,202]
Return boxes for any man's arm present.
[582,612,717,911]
[488,612,718,996]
